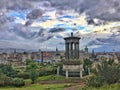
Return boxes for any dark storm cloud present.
[50,0,120,21]
[46,35,54,40]
[0,0,120,21]
[11,24,30,39]
[0,15,9,24]
[26,9,44,19]
[86,18,105,26]
[49,28,65,33]
[0,14,14,32]
[25,20,34,26]
[0,13,15,25]
[38,28,45,36]
[50,0,86,14]
[81,0,120,21]
[12,24,45,39]
[25,1,51,26]
[0,0,33,10]
[9,23,55,42]
[36,34,54,42]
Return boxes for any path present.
[64,83,84,90]
[38,79,83,84]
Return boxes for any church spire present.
[92,49,95,57]
[71,32,73,37]
[85,45,88,53]
[56,47,58,52]
[14,49,17,53]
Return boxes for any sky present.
[0,0,120,52]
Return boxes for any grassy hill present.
[79,83,120,90]
[0,84,66,90]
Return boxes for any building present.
[0,48,63,67]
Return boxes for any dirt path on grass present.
[38,79,83,84]
[64,83,84,90]
[25,80,83,85]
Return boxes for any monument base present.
[63,60,83,78]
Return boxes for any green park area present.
[0,84,66,90]
[79,83,120,90]
[0,82,120,90]
[0,59,120,90]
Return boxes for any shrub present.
[104,66,120,84]
[13,78,25,87]
[0,75,13,86]
[87,76,105,87]
[13,72,29,79]
[39,70,56,76]
[97,60,120,84]
[0,64,17,77]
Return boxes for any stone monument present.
[63,32,83,78]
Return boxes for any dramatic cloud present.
[49,28,65,33]
[0,0,33,10]
[0,0,120,21]
[27,9,44,19]
[25,20,34,26]
[0,0,120,51]
[50,0,120,21]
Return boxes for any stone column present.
[80,70,82,78]
[57,66,60,75]
[65,42,69,60]
[65,42,67,59]
[77,43,79,59]
[67,43,69,60]
[74,43,77,59]
[70,42,73,59]
[66,70,69,79]
[80,65,83,78]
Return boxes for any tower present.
[85,45,88,53]
[112,49,119,64]
[14,49,17,53]
[64,32,81,60]
[92,49,95,58]
[56,47,58,52]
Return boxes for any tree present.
[83,58,93,75]
[26,59,39,84]
[0,64,17,77]
[29,69,39,84]
[26,59,38,70]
